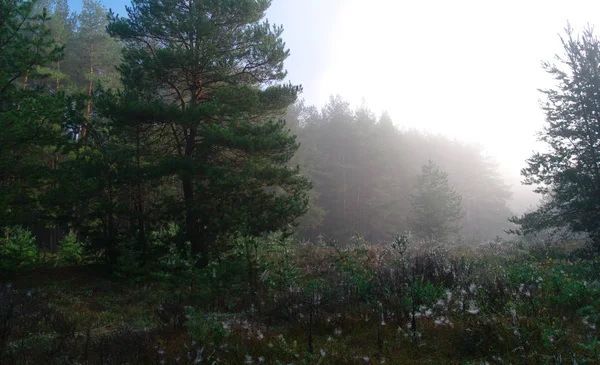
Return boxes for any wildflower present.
[257,330,264,340]
[363,356,370,362]
[245,354,253,364]
[334,328,342,336]
[258,356,265,362]
[320,349,326,357]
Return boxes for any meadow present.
[2,230,599,364]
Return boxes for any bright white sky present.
[266,0,600,181]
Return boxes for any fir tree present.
[408,160,465,242]
[0,0,78,226]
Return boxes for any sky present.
[67,0,600,209]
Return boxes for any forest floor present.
[1,239,600,364]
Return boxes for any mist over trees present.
[285,98,515,243]
[408,161,465,242]
[0,0,520,261]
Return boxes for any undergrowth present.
[1,229,599,364]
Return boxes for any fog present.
[77,0,600,214]
[265,0,600,214]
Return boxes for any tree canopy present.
[510,26,600,245]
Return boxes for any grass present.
[1,236,600,364]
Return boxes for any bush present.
[184,307,229,349]
[0,226,38,272]
[113,223,196,285]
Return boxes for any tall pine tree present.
[105,0,310,266]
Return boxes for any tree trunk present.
[82,44,94,138]
[135,125,146,255]
[105,168,118,263]
[56,60,61,91]
[182,125,208,267]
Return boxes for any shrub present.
[57,230,84,266]
[184,307,229,349]
[0,226,38,272]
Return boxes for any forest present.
[2,0,600,363]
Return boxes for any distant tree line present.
[286,97,515,243]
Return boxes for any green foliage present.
[196,231,301,311]
[57,230,84,265]
[64,0,121,92]
[0,226,38,271]
[408,160,465,241]
[113,224,197,286]
[329,239,376,301]
[2,235,600,363]
[511,26,600,245]
[183,307,229,349]
[0,0,80,227]
[104,0,311,267]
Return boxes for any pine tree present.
[408,160,465,242]
[33,0,74,92]
[510,26,600,244]
[66,0,120,136]
[0,0,77,226]
[105,0,311,266]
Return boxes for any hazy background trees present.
[408,161,465,242]
[285,97,516,244]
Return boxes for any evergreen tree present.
[66,0,120,135]
[0,0,78,227]
[34,0,74,92]
[510,26,600,244]
[408,160,465,241]
[105,0,311,266]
